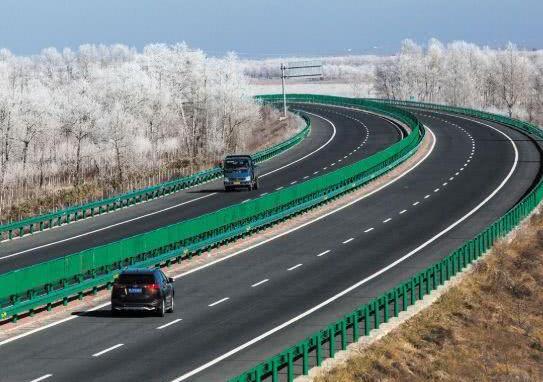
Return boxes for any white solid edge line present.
[287,264,303,271]
[0,126,436,348]
[208,297,229,307]
[251,279,269,288]
[1,109,337,261]
[316,250,330,257]
[92,343,124,357]
[0,299,111,347]
[157,318,182,330]
[0,192,217,261]
[260,111,337,178]
[29,375,53,382]
[170,120,518,382]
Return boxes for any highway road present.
[0,104,403,273]
[0,104,540,382]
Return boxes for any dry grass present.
[317,210,543,382]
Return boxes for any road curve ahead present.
[0,104,403,273]
[0,105,540,382]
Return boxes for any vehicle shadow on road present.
[71,310,153,318]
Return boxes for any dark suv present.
[223,155,259,191]
[111,268,174,317]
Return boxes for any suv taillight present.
[146,283,160,291]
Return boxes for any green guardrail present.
[228,98,543,382]
[0,96,424,323]
[0,111,311,241]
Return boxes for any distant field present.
[249,79,374,98]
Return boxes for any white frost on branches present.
[0,43,261,190]
[373,39,542,120]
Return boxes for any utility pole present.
[281,63,287,118]
[279,61,322,119]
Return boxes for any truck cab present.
[223,155,259,191]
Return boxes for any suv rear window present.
[117,274,155,284]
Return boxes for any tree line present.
[0,43,286,218]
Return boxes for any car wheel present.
[254,179,259,190]
[156,298,166,317]
[225,186,230,192]
[167,297,174,313]
[111,306,120,316]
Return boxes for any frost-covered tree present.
[370,39,542,122]
[0,42,291,218]
[495,42,532,117]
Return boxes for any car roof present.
[225,155,252,159]
[120,268,156,275]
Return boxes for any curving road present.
[0,104,403,273]
[0,104,540,382]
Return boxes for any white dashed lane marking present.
[208,297,229,307]
[342,238,354,244]
[92,343,124,357]
[287,264,303,271]
[364,227,374,233]
[317,250,330,257]
[157,319,182,330]
[383,218,392,223]
[29,375,53,382]
[251,279,269,288]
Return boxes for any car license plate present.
[128,288,142,294]
[233,181,240,185]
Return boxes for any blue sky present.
[0,0,540,56]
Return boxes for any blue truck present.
[222,155,259,191]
